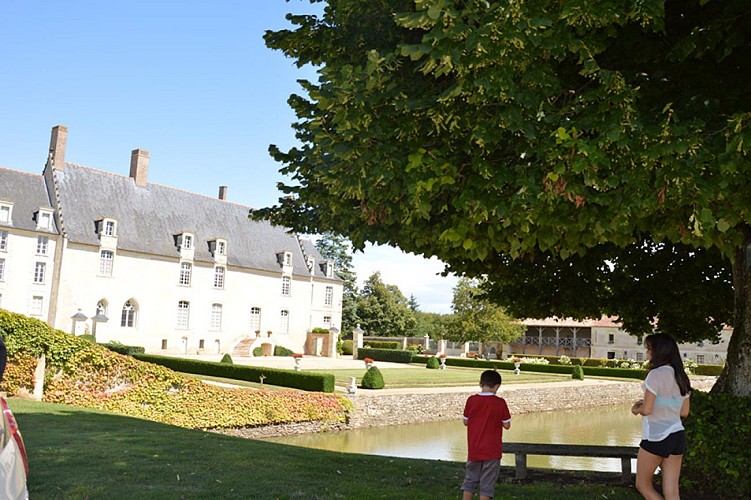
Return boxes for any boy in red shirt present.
[461,370,511,500]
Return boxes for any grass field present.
[8,398,641,499]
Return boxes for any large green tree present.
[357,272,417,336]
[315,231,359,335]
[449,277,525,344]
[260,1,751,395]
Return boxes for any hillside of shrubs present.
[0,309,351,430]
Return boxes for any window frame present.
[0,257,5,281]
[99,250,114,276]
[0,230,7,251]
[280,309,290,334]
[33,261,46,283]
[210,303,223,331]
[179,262,192,286]
[30,295,43,316]
[0,205,11,224]
[213,265,225,288]
[324,286,334,306]
[36,235,49,255]
[121,300,136,327]
[177,300,190,329]
[281,275,291,296]
[250,306,261,332]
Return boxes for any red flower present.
[292,353,303,358]
[363,358,374,364]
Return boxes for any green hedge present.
[363,340,400,350]
[133,354,335,393]
[100,342,146,356]
[694,364,724,376]
[340,340,353,355]
[357,348,414,363]
[274,345,294,356]
[683,391,751,498]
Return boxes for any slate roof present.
[522,316,622,328]
[0,167,58,234]
[53,163,336,278]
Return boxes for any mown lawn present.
[8,398,640,499]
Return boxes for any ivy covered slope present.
[0,309,351,429]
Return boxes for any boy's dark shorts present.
[640,430,687,458]
[462,459,500,498]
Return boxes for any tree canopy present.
[356,272,417,336]
[260,0,751,395]
[449,277,525,345]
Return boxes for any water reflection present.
[265,404,641,472]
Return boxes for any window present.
[636,352,644,362]
[121,300,136,327]
[0,205,10,223]
[179,262,192,286]
[210,303,222,331]
[161,339,168,350]
[199,339,205,349]
[183,234,193,250]
[36,236,49,255]
[217,241,226,255]
[38,212,52,229]
[0,230,7,251]
[33,262,46,283]
[323,316,332,327]
[697,354,705,364]
[606,351,615,359]
[177,301,190,329]
[104,220,115,237]
[213,266,225,288]
[96,300,107,317]
[608,333,614,345]
[0,258,5,281]
[250,307,261,332]
[99,250,114,276]
[281,276,291,296]
[324,286,334,306]
[280,310,289,333]
[30,296,43,316]
[284,252,292,266]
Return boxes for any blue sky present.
[0,0,458,313]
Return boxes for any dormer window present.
[0,203,13,224]
[306,256,315,273]
[35,209,53,230]
[209,239,227,257]
[104,220,115,237]
[96,218,118,238]
[277,251,293,267]
[322,259,335,278]
[183,234,193,250]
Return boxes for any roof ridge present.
[0,166,43,178]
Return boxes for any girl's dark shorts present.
[640,430,687,458]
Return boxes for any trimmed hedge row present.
[101,342,146,356]
[694,364,724,376]
[357,348,414,363]
[363,340,400,350]
[133,353,335,393]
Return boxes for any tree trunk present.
[712,244,751,396]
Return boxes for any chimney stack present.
[218,185,228,201]
[129,149,149,187]
[47,125,68,170]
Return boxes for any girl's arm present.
[680,397,690,418]
[634,389,656,416]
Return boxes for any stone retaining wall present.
[222,378,715,440]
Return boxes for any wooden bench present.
[503,442,639,484]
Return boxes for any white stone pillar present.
[352,325,364,360]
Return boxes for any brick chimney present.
[218,185,228,200]
[47,125,68,170]
[129,149,149,187]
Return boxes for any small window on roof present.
[0,204,12,224]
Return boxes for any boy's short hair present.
[480,369,502,387]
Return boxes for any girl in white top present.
[631,333,691,500]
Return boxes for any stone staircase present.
[232,337,256,357]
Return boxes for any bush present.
[311,327,329,334]
[572,365,584,380]
[361,366,385,389]
[220,353,233,364]
[340,340,353,355]
[363,340,400,350]
[252,347,263,357]
[694,364,724,376]
[426,356,440,369]
[101,342,145,356]
[358,348,414,364]
[134,353,336,393]
[274,345,293,357]
[683,391,751,498]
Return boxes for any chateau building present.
[0,126,343,356]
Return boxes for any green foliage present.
[340,340,353,355]
[426,356,440,369]
[571,365,584,380]
[311,327,329,334]
[409,310,454,339]
[274,345,294,357]
[363,340,400,349]
[683,391,751,498]
[100,342,146,356]
[357,347,414,364]
[134,354,336,393]
[78,334,96,344]
[448,277,525,344]
[361,366,385,389]
[356,272,416,337]
[315,232,359,334]
[694,364,724,376]
[257,0,751,394]
[252,346,263,357]
[0,352,37,395]
[220,353,233,364]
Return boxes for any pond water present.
[265,404,642,472]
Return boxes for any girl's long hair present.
[645,333,692,396]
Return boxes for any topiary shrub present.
[220,353,233,364]
[572,365,584,380]
[683,391,751,498]
[361,366,385,389]
[252,347,263,357]
[340,340,353,355]
[274,345,293,357]
[426,356,440,369]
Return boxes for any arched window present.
[121,300,136,327]
[96,300,108,317]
